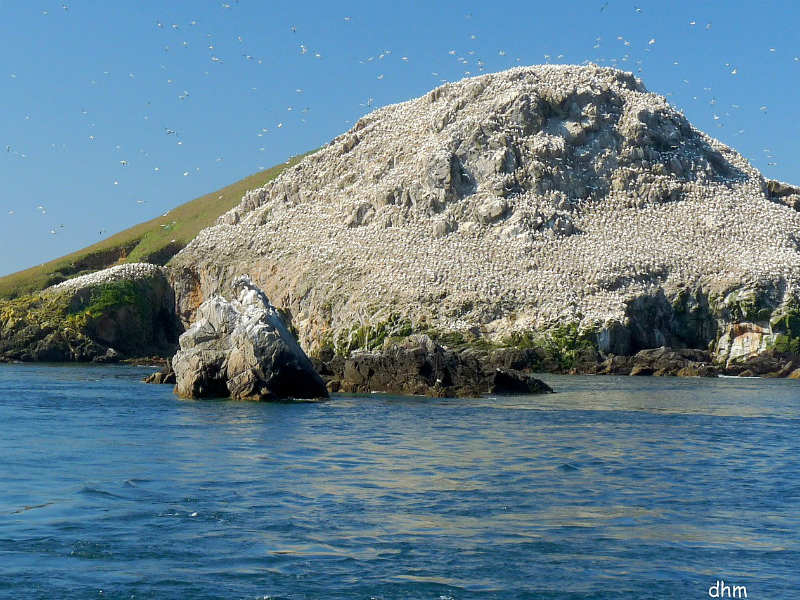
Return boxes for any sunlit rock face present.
[169,64,800,359]
[172,276,327,401]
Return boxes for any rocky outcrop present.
[487,368,553,394]
[143,364,176,385]
[595,347,719,376]
[766,179,800,212]
[322,334,552,397]
[167,64,800,371]
[172,276,328,401]
[0,263,179,362]
[628,347,717,377]
[715,322,774,366]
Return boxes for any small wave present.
[69,540,113,559]
[122,478,152,488]
[9,501,54,515]
[79,486,126,500]
[557,463,580,472]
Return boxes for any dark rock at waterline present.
[596,347,718,377]
[488,368,553,395]
[93,348,122,364]
[331,334,551,397]
[172,276,327,401]
[630,346,717,377]
[765,360,800,378]
[720,349,800,378]
[485,347,544,371]
[598,354,635,375]
[675,363,719,377]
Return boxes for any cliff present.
[166,64,800,370]
[0,264,179,362]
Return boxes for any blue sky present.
[1,0,798,276]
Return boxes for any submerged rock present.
[172,276,328,401]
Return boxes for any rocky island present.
[2,64,800,393]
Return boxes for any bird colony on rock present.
[171,64,800,352]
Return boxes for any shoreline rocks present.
[143,364,176,385]
[319,334,552,397]
[171,276,328,401]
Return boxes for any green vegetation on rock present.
[324,313,598,373]
[772,334,800,354]
[0,272,178,361]
[506,323,598,371]
[770,303,800,337]
[719,287,766,322]
[67,280,152,324]
[333,314,414,356]
[0,291,99,361]
[768,301,800,353]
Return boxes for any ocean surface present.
[0,364,798,599]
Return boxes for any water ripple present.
[0,364,798,598]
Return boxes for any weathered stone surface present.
[715,322,774,366]
[144,365,176,385]
[332,335,551,397]
[720,350,791,377]
[628,346,716,377]
[766,179,800,211]
[599,354,634,375]
[486,347,544,371]
[597,322,632,356]
[93,348,121,364]
[676,364,718,377]
[172,276,327,401]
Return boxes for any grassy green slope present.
[0,153,310,299]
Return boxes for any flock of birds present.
[1,2,797,251]
[174,64,800,347]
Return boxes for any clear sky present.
[1,0,798,276]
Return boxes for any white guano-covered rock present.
[48,263,166,294]
[169,64,800,356]
[172,276,327,400]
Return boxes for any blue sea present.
[0,364,798,599]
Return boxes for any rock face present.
[167,64,800,371]
[0,263,179,362]
[172,276,328,400]
[143,364,176,385]
[627,347,717,377]
[324,334,552,397]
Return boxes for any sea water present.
[0,363,798,599]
